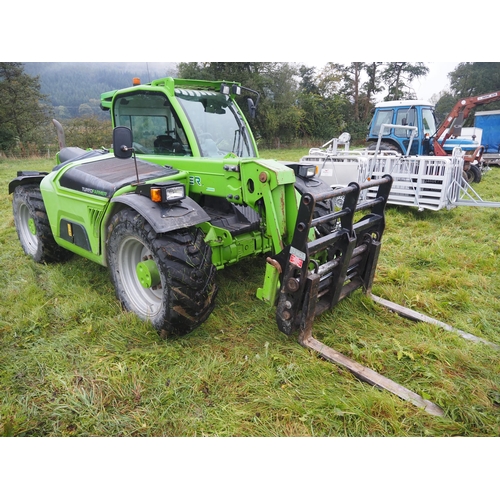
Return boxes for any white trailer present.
[300,127,500,211]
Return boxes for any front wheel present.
[106,209,217,336]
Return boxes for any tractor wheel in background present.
[467,164,482,183]
[367,142,402,154]
[12,184,72,263]
[106,209,217,336]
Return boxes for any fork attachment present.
[275,176,392,336]
[272,175,445,416]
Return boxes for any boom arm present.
[434,90,500,156]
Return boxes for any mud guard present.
[111,193,211,234]
[8,171,49,194]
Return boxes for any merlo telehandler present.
[10,76,451,415]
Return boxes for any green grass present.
[1,153,500,436]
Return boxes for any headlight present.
[298,165,317,178]
[162,184,186,202]
[287,163,318,179]
[137,181,186,204]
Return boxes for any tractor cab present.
[367,100,437,155]
[102,78,258,159]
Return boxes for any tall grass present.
[1,154,500,437]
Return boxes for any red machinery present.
[433,91,500,166]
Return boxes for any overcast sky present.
[412,62,459,101]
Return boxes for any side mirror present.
[247,98,256,119]
[113,126,134,159]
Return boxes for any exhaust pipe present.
[52,119,66,149]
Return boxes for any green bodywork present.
[36,77,305,305]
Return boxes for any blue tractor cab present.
[367,100,438,155]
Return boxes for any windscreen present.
[176,89,256,158]
[422,108,437,136]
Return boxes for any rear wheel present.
[106,209,217,336]
[12,184,71,263]
[367,141,402,154]
[466,164,482,183]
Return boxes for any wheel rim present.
[117,236,163,318]
[18,203,39,254]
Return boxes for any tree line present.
[176,62,431,147]
[2,62,500,157]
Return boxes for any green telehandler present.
[9,76,448,415]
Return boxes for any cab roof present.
[375,99,434,108]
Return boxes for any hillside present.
[24,62,177,119]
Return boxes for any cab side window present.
[372,109,394,136]
[114,92,191,156]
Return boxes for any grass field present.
[1,151,500,438]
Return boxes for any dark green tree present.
[296,63,354,142]
[64,115,113,150]
[433,90,458,124]
[381,62,429,100]
[337,62,375,128]
[298,65,320,94]
[315,63,345,98]
[321,63,364,122]
[432,63,500,127]
[0,62,52,154]
[362,62,384,120]
[176,62,302,146]
[449,62,500,102]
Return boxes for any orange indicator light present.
[150,188,162,203]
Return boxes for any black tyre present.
[12,184,71,263]
[367,141,402,154]
[314,197,340,236]
[466,164,482,183]
[106,209,217,336]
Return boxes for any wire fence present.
[0,143,61,160]
[0,137,367,159]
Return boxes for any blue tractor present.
[366,100,438,156]
[367,92,500,183]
